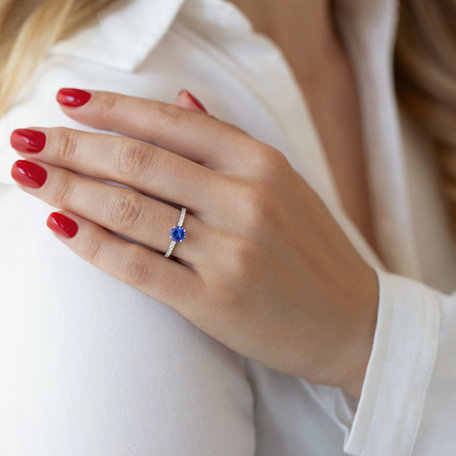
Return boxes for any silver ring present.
[164,207,187,258]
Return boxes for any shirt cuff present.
[343,268,441,456]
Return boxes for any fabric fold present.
[344,268,441,455]
[50,0,186,71]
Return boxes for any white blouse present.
[0,0,455,454]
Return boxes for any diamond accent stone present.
[164,207,187,258]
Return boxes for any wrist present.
[337,266,379,399]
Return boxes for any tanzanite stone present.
[170,226,186,242]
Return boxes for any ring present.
[164,207,187,258]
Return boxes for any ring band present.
[164,207,187,258]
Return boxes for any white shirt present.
[0,0,455,454]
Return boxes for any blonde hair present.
[0,0,122,113]
[0,0,455,241]
[394,0,456,237]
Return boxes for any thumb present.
[174,89,208,114]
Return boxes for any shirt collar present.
[50,0,186,72]
[49,0,397,73]
[334,0,399,62]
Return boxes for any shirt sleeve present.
[0,51,257,456]
[343,267,456,456]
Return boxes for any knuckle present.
[221,119,249,136]
[53,127,78,163]
[98,92,119,119]
[252,145,289,180]
[122,247,153,287]
[225,236,263,278]
[157,103,187,133]
[58,175,77,208]
[106,192,145,230]
[229,237,252,271]
[265,146,288,168]
[116,142,152,179]
[241,182,276,228]
[238,137,263,158]
[81,235,104,264]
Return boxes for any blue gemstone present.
[170,226,186,242]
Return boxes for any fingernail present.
[178,89,208,113]
[56,88,92,107]
[10,129,46,153]
[47,212,79,238]
[11,160,47,188]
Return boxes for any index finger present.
[56,88,254,172]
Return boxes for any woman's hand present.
[9,88,378,398]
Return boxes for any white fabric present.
[0,0,455,454]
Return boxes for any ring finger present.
[10,159,208,265]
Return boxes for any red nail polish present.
[178,89,208,113]
[56,88,92,107]
[11,160,47,188]
[47,212,79,238]
[10,129,46,153]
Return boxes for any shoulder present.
[0,0,187,184]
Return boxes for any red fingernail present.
[56,88,92,107]
[47,212,79,238]
[178,89,208,113]
[10,129,46,153]
[11,160,47,188]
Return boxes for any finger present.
[10,159,209,266]
[55,88,255,172]
[174,89,208,114]
[10,127,227,216]
[45,209,203,309]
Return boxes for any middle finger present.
[10,127,226,217]
[10,158,210,265]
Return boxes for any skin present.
[10,89,379,398]
[231,0,379,259]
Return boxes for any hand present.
[10,88,379,398]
